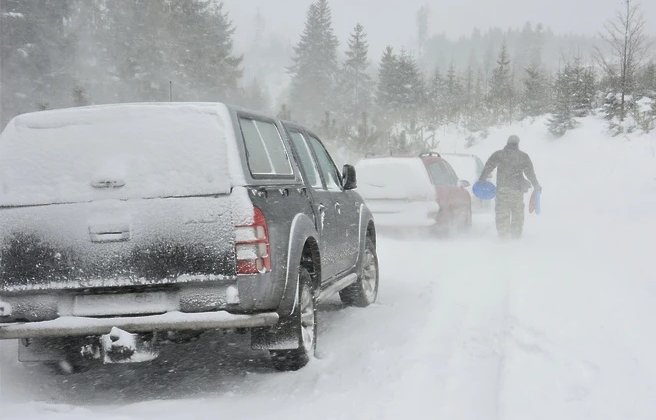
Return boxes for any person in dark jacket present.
[479,135,541,239]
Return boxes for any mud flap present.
[251,282,302,351]
[251,314,301,351]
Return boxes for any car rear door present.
[441,160,471,207]
[426,159,457,208]
[305,133,360,278]
[284,129,341,281]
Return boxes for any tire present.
[340,238,379,307]
[270,267,316,371]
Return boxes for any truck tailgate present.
[0,193,248,293]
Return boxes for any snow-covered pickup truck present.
[0,103,379,372]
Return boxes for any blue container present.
[472,181,496,200]
[534,192,541,215]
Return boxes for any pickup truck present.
[0,103,379,372]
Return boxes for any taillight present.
[235,207,271,275]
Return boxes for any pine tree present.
[444,62,464,122]
[488,42,514,123]
[521,65,548,118]
[426,67,445,124]
[547,64,577,137]
[376,46,398,124]
[394,48,425,119]
[639,62,656,95]
[277,104,293,121]
[288,0,339,124]
[239,77,270,113]
[72,85,90,107]
[102,1,242,103]
[167,0,243,101]
[340,23,373,124]
[349,112,383,153]
[0,0,76,125]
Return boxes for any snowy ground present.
[1,116,656,420]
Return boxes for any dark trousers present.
[495,188,525,238]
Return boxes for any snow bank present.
[0,103,244,207]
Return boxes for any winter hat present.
[507,135,520,144]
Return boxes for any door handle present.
[89,223,131,243]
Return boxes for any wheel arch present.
[278,213,320,317]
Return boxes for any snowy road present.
[2,118,656,420]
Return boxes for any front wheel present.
[270,267,317,371]
[340,238,379,307]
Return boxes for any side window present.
[428,162,452,186]
[442,162,459,184]
[306,135,342,191]
[239,118,294,176]
[289,131,322,189]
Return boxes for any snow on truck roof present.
[0,103,246,207]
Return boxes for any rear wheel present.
[270,267,316,371]
[340,238,379,307]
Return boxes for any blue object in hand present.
[472,181,496,200]
[534,191,541,215]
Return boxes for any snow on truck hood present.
[0,103,245,207]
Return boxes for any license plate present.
[73,292,168,317]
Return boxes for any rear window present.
[0,105,238,207]
[239,118,293,177]
[441,155,480,182]
[355,158,435,200]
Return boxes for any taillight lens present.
[235,207,271,275]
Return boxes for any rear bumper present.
[0,311,279,340]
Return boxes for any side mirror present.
[342,164,357,190]
[458,180,471,188]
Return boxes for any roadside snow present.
[1,116,655,420]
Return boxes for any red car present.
[355,152,472,234]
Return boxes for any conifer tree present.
[394,48,425,119]
[376,46,398,123]
[488,43,514,123]
[521,65,548,118]
[288,0,339,124]
[547,64,577,137]
[426,67,445,124]
[340,23,373,124]
[239,77,270,113]
[444,62,464,122]
[0,0,75,124]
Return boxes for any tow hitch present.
[98,327,160,364]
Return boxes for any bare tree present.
[595,0,653,122]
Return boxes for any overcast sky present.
[222,0,656,55]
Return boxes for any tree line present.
[285,0,654,153]
[1,0,654,151]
